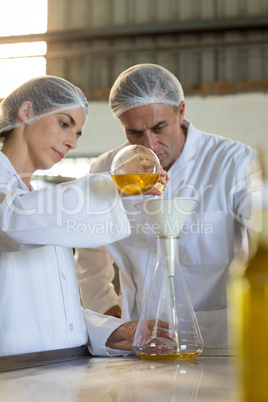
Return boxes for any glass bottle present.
[132,235,204,360]
[229,150,268,402]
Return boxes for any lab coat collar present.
[0,151,32,192]
[168,119,202,174]
[182,120,202,163]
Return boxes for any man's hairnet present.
[109,64,184,118]
[0,75,89,136]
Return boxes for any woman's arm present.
[0,173,130,252]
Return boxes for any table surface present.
[0,348,238,401]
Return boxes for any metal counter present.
[0,348,238,401]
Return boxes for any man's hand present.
[104,305,122,318]
[146,165,169,196]
[105,319,172,351]
[106,320,138,350]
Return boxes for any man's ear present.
[18,101,34,123]
[175,100,185,126]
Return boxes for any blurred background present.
[0,0,267,182]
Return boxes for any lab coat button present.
[61,273,66,280]
[69,323,74,331]
[151,247,157,253]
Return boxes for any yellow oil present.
[134,351,201,361]
[234,245,268,402]
[111,173,159,195]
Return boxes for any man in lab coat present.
[75,64,259,346]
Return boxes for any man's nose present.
[142,131,158,151]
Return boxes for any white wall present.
[185,92,268,148]
[70,92,268,158]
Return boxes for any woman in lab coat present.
[0,76,166,357]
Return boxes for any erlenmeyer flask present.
[132,235,204,360]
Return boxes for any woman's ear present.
[18,101,34,123]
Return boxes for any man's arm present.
[74,146,128,318]
[75,246,122,317]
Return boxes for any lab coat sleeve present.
[0,173,130,252]
[231,146,260,231]
[75,246,119,313]
[229,146,261,257]
[83,309,130,356]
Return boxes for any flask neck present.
[157,236,179,277]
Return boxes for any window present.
[0,0,47,98]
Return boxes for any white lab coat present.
[0,151,131,357]
[75,121,259,346]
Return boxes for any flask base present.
[134,350,202,360]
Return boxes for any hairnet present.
[109,64,184,117]
[0,76,89,137]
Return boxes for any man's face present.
[119,102,186,171]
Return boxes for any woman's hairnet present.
[109,64,184,117]
[0,75,89,137]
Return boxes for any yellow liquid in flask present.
[112,173,159,195]
[134,351,202,361]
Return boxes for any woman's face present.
[22,107,85,171]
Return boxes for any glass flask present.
[110,145,161,195]
[132,235,204,360]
